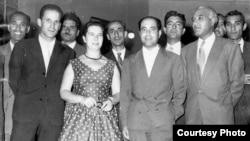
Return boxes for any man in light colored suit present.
[0,11,30,141]
[225,10,250,125]
[182,6,244,124]
[120,16,186,141]
[60,12,85,58]
[164,11,186,56]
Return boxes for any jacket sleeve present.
[120,58,132,128]
[228,43,244,107]
[9,43,24,95]
[172,55,187,120]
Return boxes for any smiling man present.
[60,12,85,57]
[120,16,186,141]
[9,4,75,141]
[0,11,30,141]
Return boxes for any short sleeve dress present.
[58,58,122,141]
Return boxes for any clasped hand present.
[81,97,113,111]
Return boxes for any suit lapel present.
[135,50,148,78]
[47,41,61,71]
[149,48,166,80]
[30,37,46,72]
[188,41,201,84]
[201,37,223,82]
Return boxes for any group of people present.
[0,3,249,141]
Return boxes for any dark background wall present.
[1,0,250,52]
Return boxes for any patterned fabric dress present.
[58,58,122,141]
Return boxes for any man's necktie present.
[117,53,123,67]
[197,40,206,77]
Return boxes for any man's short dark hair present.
[9,11,31,25]
[138,16,162,31]
[164,11,186,27]
[61,12,81,30]
[39,4,63,19]
[106,20,126,31]
[225,10,245,24]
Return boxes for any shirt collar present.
[62,41,76,49]
[166,41,181,55]
[142,44,160,54]
[9,40,15,51]
[198,32,215,46]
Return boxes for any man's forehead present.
[10,14,28,22]
[226,15,242,22]
[167,16,183,23]
[108,22,124,29]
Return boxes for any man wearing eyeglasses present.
[0,11,30,141]
[60,12,85,58]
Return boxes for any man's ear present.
[124,30,128,38]
[163,27,167,34]
[182,28,186,35]
[37,18,42,27]
[243,23,247,31]
[7,24,11,32]
[76,30,80,36]
[82,36,86,43]
[106,34,110,41]
[159,29,162,38]
[26,26,30,33]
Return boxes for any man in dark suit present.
[120,16,186,141]
[0,11,30,141]
[9,4,75,141]
[225,10,250,125]
[0,53,4,141]
[105,20,132,72]
[182,6,244,124]
[60,12,85,58]
[164,11,186,56]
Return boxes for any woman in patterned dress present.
[58,21,122,141]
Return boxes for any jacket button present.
[42,72,46,75]
[44,85,47,88]
[39,98,43,101]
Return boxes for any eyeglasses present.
[62,25,77,31]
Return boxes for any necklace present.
[84,54,102,60]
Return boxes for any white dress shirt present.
[62,41,76,49]
[112,47,126,61]
[166,41,181,55]
[39,35,55,72]
[236,38,244,53]
[197,33,216,65]
[142,45,159,77]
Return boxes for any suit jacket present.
[235,41,250,124]
[0,42,15,135]
[0,52,4,141]
[105,49,132,73]
[9,37,75,126]
[120,47,186,131]
[182,36,244,124]
[74,43,85,58]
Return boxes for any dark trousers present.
[128,125,172,141]
[10,106,62,141]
